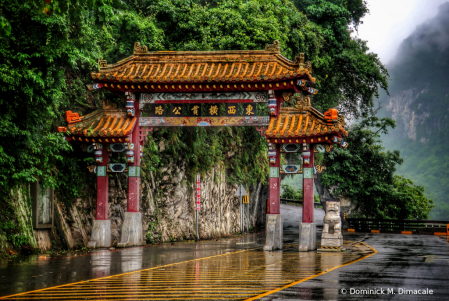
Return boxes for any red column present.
[268,144,281,214]
[302,146,315,223]
[96,147,109,220]
[127,101,141,212]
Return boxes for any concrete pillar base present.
[88,220,111,248]
[299,222,316,251]
[263,214,283,251]
[117,212,145,248]
[321,236,343,247]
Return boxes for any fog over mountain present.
[379,2,449,219]
[398,8,449,56]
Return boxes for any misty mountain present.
[378,2,449,219]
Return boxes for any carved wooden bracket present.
[139,126,153,143]
[256,126,267,137]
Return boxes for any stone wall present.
[2,165,267,254]
[51,165,267,249]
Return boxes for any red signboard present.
[196,174,200,210]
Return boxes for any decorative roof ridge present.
[67,106,128,126]
[100,53,301,70]
[132,40,281,56]
[92,41,316,85]
[279,107,325,120]
[101,41,302,70]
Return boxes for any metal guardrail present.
[347,218,449,234]
[280,198,321,209]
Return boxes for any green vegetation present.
[377,3,449,220]
[291,0,388,116]
[0,0,392,252]
[280,184,320,203]
[321,116,434,219]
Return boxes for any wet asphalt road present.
[0,231,267,297]
[0,204,448,300]
[263,205,449,301]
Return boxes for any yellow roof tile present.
[92,41,316,85]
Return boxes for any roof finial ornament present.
[133,42,148,54]
[98,59,107,67]
[265,40,280,53]
[294,53,305,64]
[294,94,311,112]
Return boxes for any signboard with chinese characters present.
[140,92,269,127]
[140,116,270,127]
[139,92,269,107]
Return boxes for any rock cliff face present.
[376,3,449,219]
[139,167,267,243]
[384,87,431,142]
[33,166,268,251]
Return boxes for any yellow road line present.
[38,288,268,291]
[244,242,378,301]
[7,296,238,301]
[10,293,258,300]
[23,288,266,296]
[0,248,256,300]
[1,243,376,301]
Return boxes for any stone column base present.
[88,220,111,248]
[263,214,283,251]
[321,235,343,247]
[299,222,316,251]
[117,212,145,248]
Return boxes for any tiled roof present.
[91,41,316,85]
[65,108,136,138]
[264,98,347,138]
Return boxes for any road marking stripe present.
[32,289,278,293]
[12,293,262,297]
[6,295,256,300]
[0,248,256,300]
[6,297,238,301]
[244,242,377,301]
[1,243,374,301]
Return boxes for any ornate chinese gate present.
[60,41,347,251]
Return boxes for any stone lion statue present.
[321,201,343,247]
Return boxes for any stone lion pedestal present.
[321,201,343,247]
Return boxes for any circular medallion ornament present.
[255,92,267,102]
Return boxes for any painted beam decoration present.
[108,163,127,173]
[280,165,302,174]
[314,144,326,153]
[140,116,270,127]
[281,144,301,153]
[268,143,276,164]
[125,91,136,117]
[140,92,268,108]
[108,143,134,152]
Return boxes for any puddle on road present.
[1,242,375,301]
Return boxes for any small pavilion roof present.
[91,41,315,92]
[264,96,347,139]
[63,104,136,140]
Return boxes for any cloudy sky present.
[355,0,448,64]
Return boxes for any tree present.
[291,0,388,117]
[0,0,393,250]
[320,116,433,219]
[0,0,123,36]
[281,184,303,201]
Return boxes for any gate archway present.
[59,41,347,251]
